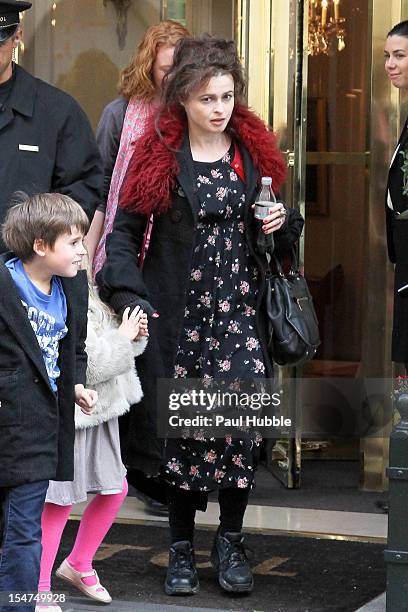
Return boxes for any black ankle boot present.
[211,531,253,593]
[165,540,199,595]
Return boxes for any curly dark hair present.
[161,35,246,107]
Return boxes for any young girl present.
[36,282,147,611]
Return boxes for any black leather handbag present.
[265,249,320,366]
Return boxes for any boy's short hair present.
[2,192,89,261]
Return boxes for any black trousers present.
[167,487,250,544]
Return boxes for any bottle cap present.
[261,176,272,186]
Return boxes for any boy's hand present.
[75,384,98,415]
[119,306,144,341]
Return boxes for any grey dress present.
[46,419,126,505]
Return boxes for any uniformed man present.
[0,0,102,252]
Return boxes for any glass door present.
[161,0,234,38]
[300,0,404,492]
[19,0,163,129]
[261,0,402,491]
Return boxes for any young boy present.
[0,193,97,612]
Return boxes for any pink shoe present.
[55,558,112,603]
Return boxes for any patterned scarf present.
[92,97,153,277]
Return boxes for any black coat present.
[386,117,408,265]
[98,136,304,475]
[95,96,128,211]
[0,65,103,252]
[386,118,408,361]
[0,255,88,487]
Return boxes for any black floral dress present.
[163,144,264,492]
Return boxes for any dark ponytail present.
[388,21,408,39]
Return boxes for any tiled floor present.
[71,496,387,542]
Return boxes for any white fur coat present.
[75,303,147,429]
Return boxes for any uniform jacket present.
[386,117,408,265]
[0,254,88,487]
[97,105,304,476]
[0,64,103,252]
[74,302,147,429]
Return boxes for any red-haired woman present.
[98,36,303,596]
[88,20,190,271]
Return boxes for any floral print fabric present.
[163,144,264,492]
[174,145,265,381]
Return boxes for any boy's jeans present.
[0,480,49,612]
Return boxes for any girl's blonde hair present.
[118,20,190,101]
[83,253,115,328]
[88,281,115,329]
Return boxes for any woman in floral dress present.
[98,36,303,596]
[166,144,266,495]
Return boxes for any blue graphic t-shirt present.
[6,257,68,391]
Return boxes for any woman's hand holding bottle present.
[253,176,287,255]
[259,202,287,234]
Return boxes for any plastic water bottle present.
[254,176,276,254]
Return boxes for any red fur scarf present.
[119,104,287,216]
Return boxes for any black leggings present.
[168,487,250,544]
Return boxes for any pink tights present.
[38,478,128,592]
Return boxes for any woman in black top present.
[385,21,408,364]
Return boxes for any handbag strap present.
[272,246,300,277]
